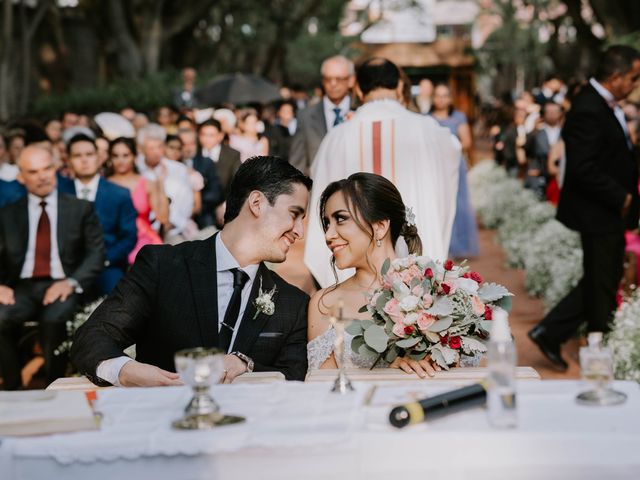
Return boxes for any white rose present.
[399,295,421,312]
[403,312,420,326]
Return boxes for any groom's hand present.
[221,354,248,384]
[118,360,184,387]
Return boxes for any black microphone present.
[389,383,488,428]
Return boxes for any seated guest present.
[165,133,205,226]
[106,137,168,264]
[136,124,194,244]
[230,109,269,162]
[58,134,137,295]
[0,134,19,181]
[71,156,311,387]
[0,146,105,390]
[0,179,25,208]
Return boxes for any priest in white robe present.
[304,58,460,288]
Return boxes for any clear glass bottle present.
[487,309,517,428]
[576,332,627,406]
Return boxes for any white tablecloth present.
[2,380,639,480]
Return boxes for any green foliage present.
[33,72,179,116]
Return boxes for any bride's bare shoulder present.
[308,285,343,339]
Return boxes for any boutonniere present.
[253,277,277,319]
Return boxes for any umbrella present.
[94,112,136,140]
[195,73,282,106]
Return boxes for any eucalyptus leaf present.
[395,337,421,349]
[360,319,375,330]
[424,331,441,343]
[494,295,513,312]
[376,292,390,312]
[358,305,368,314]
[351,335,365,354]
[431,343,458,367]
[478,283,513,302]
[409,351,428,361]
[427,316,453,333]
[414,341,427,352]
[381,257,391,276]
[363,324,389,353]
[384,348,399,363]
[345,322,364,336]
[358,343,379,360]
[426,297,455,316]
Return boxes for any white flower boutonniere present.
[253,277,277,319]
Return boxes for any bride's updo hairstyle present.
[319,172,422,255]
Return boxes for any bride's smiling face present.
[323,191,374,270]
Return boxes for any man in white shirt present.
[71,156,312,387]
[305,57,460,288]
[0,146,104,389]
[136,123,194,243]
[289,55,355,175]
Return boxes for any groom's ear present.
[247,190,265,218]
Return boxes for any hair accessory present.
[405,206,416,227]
[376,238,382,247]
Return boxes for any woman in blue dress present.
[428,83,480,258]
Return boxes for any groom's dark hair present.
[224,155,312,224]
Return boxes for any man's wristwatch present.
[230,351,254,373]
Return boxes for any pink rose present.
[417,314,435,332]
[471,295,485,316]
[392,322,407,338]
[401,265,422,284]
[422,293,434,308]
[384,298,402,321]
[370,291,382,307]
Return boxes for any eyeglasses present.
[322,76,350,84]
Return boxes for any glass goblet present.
[330,313,354,394]
[171,347,245,429]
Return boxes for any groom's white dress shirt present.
[96,234,259,385]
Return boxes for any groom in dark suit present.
[0,146,105,389]
[529,45,640,370]
[72,156,312,386]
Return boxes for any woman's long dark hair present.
[318,173,422,311]
[106,136,138,177]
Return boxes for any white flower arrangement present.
[607,289,640,382]
[253,277,276,318]
[468,160,583,313]
[54,297,106,356]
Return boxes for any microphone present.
[389,383,487,428]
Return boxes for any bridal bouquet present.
[348,256,513,369]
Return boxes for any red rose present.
[404,325,415,335]
[425,268,434,279]
[440,334,449,345]
[484,306,493,320]
[444,260,454,271]
[449,336,461,349]
[463,271,483,283]
[441,283,451,294]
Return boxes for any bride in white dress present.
[307,173,440,377]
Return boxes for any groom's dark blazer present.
[71,234,309,385]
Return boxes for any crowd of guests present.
[489,74,640,205]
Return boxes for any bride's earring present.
[376,238,382,247]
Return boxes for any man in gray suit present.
[0,146,105,389]
[289,56,355,175]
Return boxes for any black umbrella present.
[195,73,282,106]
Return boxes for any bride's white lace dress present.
[307,327,388,370]
[307,327,482,371]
